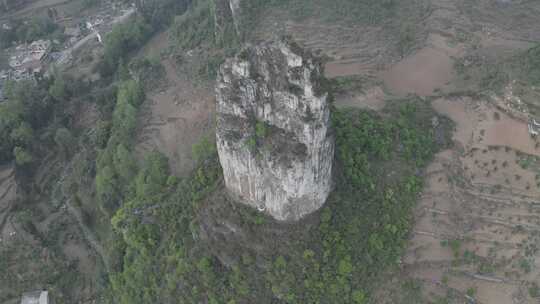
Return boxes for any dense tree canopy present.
[0,15,59,48]
[95,79,145,215]
[105,100,452,303]
[0,73,87,168]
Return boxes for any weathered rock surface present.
[212,0,242,40]
[228,0,242,36]
[216,38,334,221]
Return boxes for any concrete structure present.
[20,290,48,304]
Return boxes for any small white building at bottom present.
[20,290,48,304]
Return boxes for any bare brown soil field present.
[375,1,540,301]
[380,46,455,96]
[135,32,216,177]
[401,96,540,303]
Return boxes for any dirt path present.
[64,197,110,272]
[55,162,110,273]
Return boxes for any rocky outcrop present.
[215,38,334,221]
[228,0,242,36]
[212,0,242,41]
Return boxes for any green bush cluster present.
[98,17,153,77]
[105,100,449,303]
[107,150,222,303]
[135,0,192,29]
[169,0,215,50]
[95,80,144,215]
[0,74,87,167]
[167,0,230,81]
[96,0,194,77]
[524,44,540,85]
[128,57,165,89]
[0,15,60,49]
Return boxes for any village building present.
[20,290,49,304]
[9,40,51,68]
[8,40,51,80]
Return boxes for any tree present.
[112,92,137,145]
[49,74,69,101]
[192,136,216,162]
[352,290,366,304]
[135,152,169,198]
[95,165,118,214]
[101,17,152,76]
[337,256,353,276]
[135,0,190,28]
[10,122,33,146]
[117,58,131,81]
[13,146,32,165]
[54,128,76,159]
[114,144,137,183]
[118,80,145,107]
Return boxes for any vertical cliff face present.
[215,39,334,221]
[212,0,242,41]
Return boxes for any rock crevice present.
[216,39,334,221]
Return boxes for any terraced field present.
[246,0,540,302]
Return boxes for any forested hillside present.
[2,0,540,303]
